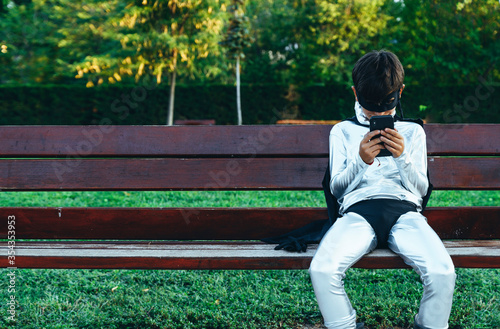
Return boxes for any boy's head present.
[352,50,405,113]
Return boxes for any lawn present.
[1,190,499,329]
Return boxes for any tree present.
[221,0,252,125]
[308,0,391,84]
[244,0,316,85]
[386,0,500,86]
[127,0,227,125]
[244,0,390,86]
[2,0,498,95]
[0,0,61,84]
[56,0,227,125]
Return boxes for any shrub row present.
[0,83,498,125]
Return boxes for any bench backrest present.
[0,124,498,241]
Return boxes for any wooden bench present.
[174,119,216,125]
[0,124,499,269]
[276,119,342,125]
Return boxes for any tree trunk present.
[167,50,178,126]
[236,56,242,125]
[167,70,176,126]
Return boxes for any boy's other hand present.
[380,128,404,158]
[359,130,385,164]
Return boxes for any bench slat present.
[1,241,498,269]
[425,124,500,156]
[0,124,497,157]
[1,207,498,240]
[0,125,328,157]
[0,157,498,190]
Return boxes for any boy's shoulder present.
[395,119,426,135]
[329,118,363,135]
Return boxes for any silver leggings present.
[309,211,456,329]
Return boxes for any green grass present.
[0,189,498,207]
[1,190,499,329]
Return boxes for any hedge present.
[0,83,498,125]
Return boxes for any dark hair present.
[352,50,404,105]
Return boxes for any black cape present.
[261,115,433,252]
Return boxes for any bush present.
[1,83,498,125]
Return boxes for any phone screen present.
[369,115,394,157]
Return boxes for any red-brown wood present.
[446,257,500,268]
[0,157,498,191]
[0,255,406,269]
[0,207,498,240]
[3,241,499,269]
[425,207,500,239]
[427,157,500,189]
[174,119,216,125]
[425,124,500,156]
[9,254,499,269]
[0,124,497,157]
[0,158,326,190]
[0,125,329,157]
[0,207,328,240]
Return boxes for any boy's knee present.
[423,259,456,289]
[309,257,344,285]
[308,256,327,277]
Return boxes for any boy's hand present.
[380,128,404,158]
[359,130,385,164]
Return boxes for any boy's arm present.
[329,128,371,199]
[392,126,429,197]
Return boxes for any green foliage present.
[386,0,500,86]
[243,0,312,84]
[0,0,229,86]
[52,0,128,84]
[0,84,284,125]
[1,0,499,123]
[58,0,228,86]
[1,83,499,125]
[243,0,391,85]
[242,0,500,87]
[0,0,62,84]
[220,0,253,59]
[2,0,499,88]
[309,0,391,84]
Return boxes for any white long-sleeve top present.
[330,102,429,214]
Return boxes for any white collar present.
[354,101,396,126]
[355,101,370,126]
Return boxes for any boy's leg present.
[309,213,377,329]
[388,212,456,329]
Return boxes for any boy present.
[308,50,456,329]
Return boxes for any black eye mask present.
[357,89,400,113]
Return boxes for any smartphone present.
[369,115,394,157]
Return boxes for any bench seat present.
[4,240,499,270]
